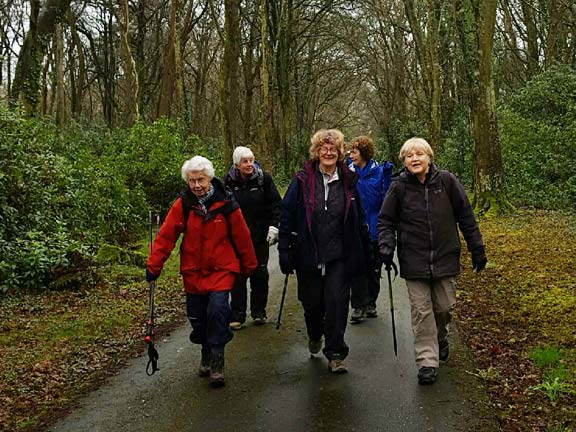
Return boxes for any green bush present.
[499,65,576,209]
[0,107,218,293]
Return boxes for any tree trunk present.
[219,0,241,164]
[54,23,67,126]
[241,0,259,151]
[10,0,72,114]
[403,0,442,149]
[68,11,86,116]
[275,0,293,175]
[546,0,561,67]
[116,0,140,125]
[455,0,512,216]
[520,0,539,77]
[259,0,273,171]
[157,0,182,118]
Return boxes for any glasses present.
[187,177,209,186]
[319,147,338,155]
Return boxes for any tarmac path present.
[48,248,499,432]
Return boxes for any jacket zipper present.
[425,185,434,278]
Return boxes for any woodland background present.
[0,0,575,431]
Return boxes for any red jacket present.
[147,182,257,294]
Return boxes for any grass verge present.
[0,245,184,431]
[457,210,576,431]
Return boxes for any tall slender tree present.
[454,0,512,215]
[219,0,241,163]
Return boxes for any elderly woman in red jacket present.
[146,156,257,387]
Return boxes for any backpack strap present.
[180,188,195,233]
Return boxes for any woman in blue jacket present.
[278,129,371,374]
[348,136,393,322]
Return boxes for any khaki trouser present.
[405,277,456,368]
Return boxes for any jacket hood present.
[348,159,380,176]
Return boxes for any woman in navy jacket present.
[377,137,486,385]
[278,129,371,374]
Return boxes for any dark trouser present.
[231,241,269,322]
[350,241,381,308]
[187,291,233,354]
[297,259,350,361]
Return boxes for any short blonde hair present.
[181,156,215,181]
[399,137,434,162]
[309,129,345,161]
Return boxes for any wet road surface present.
[49,249,499,432]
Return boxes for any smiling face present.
[187,170,211,197]
[238,157,255,178]
[404,147,431,182]
[318,144,339,172]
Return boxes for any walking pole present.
[386,262,399,356]
[145,211,159,375]
[276,274,289,330]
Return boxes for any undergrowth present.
[458,210,576,431]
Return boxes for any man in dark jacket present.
[278,129,371,374]
[224,146,282,329]
[377,137,487,385]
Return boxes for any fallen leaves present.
[458,210,576,431]
[0,266,184,432]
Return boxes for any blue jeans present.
[187,291,233,351]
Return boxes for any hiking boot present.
[209,353,225,388]
[229,321,244,330]
[253,316,267,326]
[439,340,450,362]
[418,367,437,385]
[308,338,323,355]
[328,359,348,374]
[350,307,365,323]
[366,305,378,318]
[198,346,211,377]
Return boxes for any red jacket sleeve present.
[228,208,258,276]
[146,198,186,276]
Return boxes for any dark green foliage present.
[434,108,475,187]
[499,65,576,209]
[0,108,211,293]
[377,118,429,167]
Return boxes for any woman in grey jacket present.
[377,137,487,385]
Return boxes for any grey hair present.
[181,156,215,181]
[232,146,254,166]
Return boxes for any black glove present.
[279,250,294,275]
[472,255,487,273]
[380,253,393,269]
[146,268,159,282]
